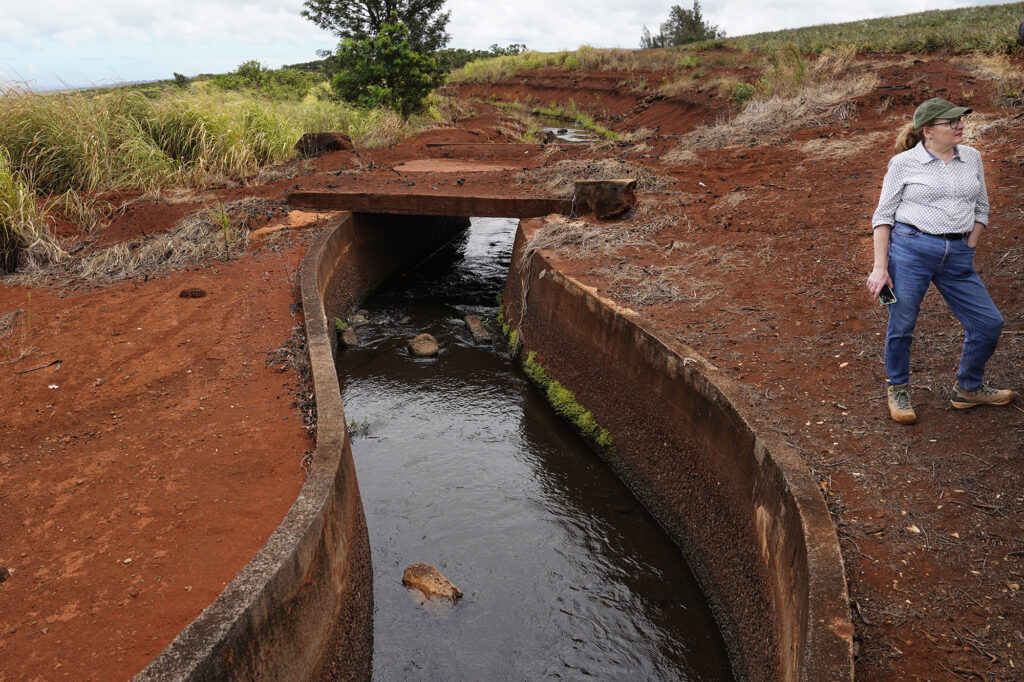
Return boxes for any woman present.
[867,97,1014,424]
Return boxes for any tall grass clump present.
[0,86,427,198]
[0,149,64,274]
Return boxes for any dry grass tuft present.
[813,45,859,75]
[672,73,878,151]
[494,108,541,142]
[58,191,122,233]
[962,54,1024,107]
[617,127,658,144]
[662,147,700,165]
[658,73,701,98]
[518,195,688,267]
[591,241,742,308]
[961,112,1023,147]
[0,309,21,340]
[519,215,655,266]
[0,149,66,274]
[430,94,481,122]
[799,131,888,160]
[712,191,750,211]
[517,158,670,198]
[75,197,279,282]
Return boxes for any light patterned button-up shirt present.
[872,141,989,234]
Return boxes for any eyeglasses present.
[930,117,966,129]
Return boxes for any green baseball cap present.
[913,97,971,129]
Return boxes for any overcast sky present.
[1,0,1018,89]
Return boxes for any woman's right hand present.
[866,266,892,298]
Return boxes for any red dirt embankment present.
[0,244,317,679]
[456,56,1023,681]
[1,50,1022,680]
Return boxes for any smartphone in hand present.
[878,284,897,306]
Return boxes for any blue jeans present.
[886,223,1003,390]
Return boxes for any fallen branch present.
[15,359,62,374]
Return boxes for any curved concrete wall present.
[503,219,853,681]
[137,213,467,682]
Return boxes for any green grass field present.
[699,1,1024,54]
[451,2,1024,86]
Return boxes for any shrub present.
[236,60,267,85]
[731,82,757,105]
[210,62,319,100]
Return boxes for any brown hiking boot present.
[887,383,917,424]
[950,383,1016,409]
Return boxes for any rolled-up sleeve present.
[871,157,905,229]
[973,152,990,227]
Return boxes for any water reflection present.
[336,217,732,681]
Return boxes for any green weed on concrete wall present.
[522,350,613,450]
[498,296,613,449]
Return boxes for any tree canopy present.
[302,0,451,53]
[640,2,725,48]
[330,16,442,117]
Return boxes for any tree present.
[640,2,724,48]
[331,16,441,116]
[302,0,451,54]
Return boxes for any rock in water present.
[402,564,462,603]
[341,328,359,348]
[407,333,439,357]
[464,315,492,344]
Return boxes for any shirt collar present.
[914,140,961,163]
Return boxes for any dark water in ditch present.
[336,217,733,681]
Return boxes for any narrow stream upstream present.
[336,217,734,680]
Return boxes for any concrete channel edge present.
[135,214,373,681]
[502,218,855,681]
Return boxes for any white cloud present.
[1,0,1019,88]
[2,0,325,46]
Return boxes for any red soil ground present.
[1,52,1021,680]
